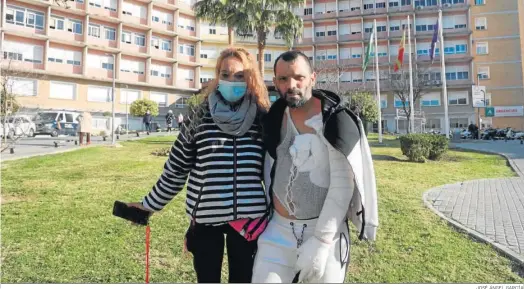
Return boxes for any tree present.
[130,99,159,117]
[193,0,237,45]
[346,90,379,123]
[227,0,304,78]
[313,60,365,96]
[1,57,43,152]
[387,60,438,133]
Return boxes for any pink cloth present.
[229,217,269,241]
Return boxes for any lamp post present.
[478,88,486,140]
[105,53,116,146]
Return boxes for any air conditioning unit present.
[416,5,424,10]
[443,3,452,8]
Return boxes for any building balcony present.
[87,67,114,79]
[315,35,337,44]
[199,58,217,66]
[2,60,44,71]
[375,7,387,14]
[121,42,147,54]
[47,62,83,75]
[314,11,337,20]
[303,14,313,21]
[389,30,403,39]
[153,0,176,6]
[388,5,414,14]
[121,14,147,26]
[414,5,439,14]
[416,54,472,63]
[340,82,365,90]
[88,36,118,48]
[339,33,363,42]
[441,2,469,11]
[361,8,375,16]
[177,54,196,63]
[120,71,146,82]
[443,27,471,37]
[89,6,118,19]
[151,47,174,59]
[296,37,314,45]
[338,9,361,18]
[447,78,473,88]
[5,22,46,36]
[150,76,173,86]
[176,79,195,89]
[68,2,86,11]
[152,21,174,33]
[48,30,84,43]
[177,28,197,37]
[340,58,362,67]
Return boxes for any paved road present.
[454,141,524,177]
[425,178,524,264]
[425,140,524,265]
[1,132,178,162]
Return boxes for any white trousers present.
[252,211,350,283]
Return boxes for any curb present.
[423,186,524,266]
[449,144,524,178]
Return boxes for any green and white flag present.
[362,28,374,73]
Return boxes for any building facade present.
[1,0,523,132]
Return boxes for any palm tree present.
[193,0,237,45]
[230,0,304,77]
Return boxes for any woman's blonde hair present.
[201,47,270,112]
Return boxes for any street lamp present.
[105,53,116,146]
[477,88,486,140]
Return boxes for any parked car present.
[0,115,37,138]
[33,111,79,137]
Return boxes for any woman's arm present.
[141,129,197,212]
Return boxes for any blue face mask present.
[217,80,247,103]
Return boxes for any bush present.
[151,147,170,157]
[399,134,448,162]
[428,134,449,161]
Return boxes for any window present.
[376,2,386,8]
[209,28,216,34]
[394,98,409,107]
[150,64,172,78]
[450,118,469,128]
[476,42,488,55]
[401,0,412,5]
[122,31,132,44]
[478,66,490,79]
[48,47,82,66]
[475,0,485,5]
[6,6,45,30]
[50,81,76,100]
[134,34,145,46]
[421,92,441,107]
[105,27,116,40]
[389,1,399,7]
[120,89,140,104]
[377,26,387,32]
[68,19,83,34]
[304,8,313,15]
[150,92,167,107]
[426,119,441,129]
[8,78,37,96]
[455,44,467,54]
[161,40,172,51]
[2,41,43,64]
[264,53,272,62]
[49,16,65,30]
[89,24,101,38]
[475,17,487,30]
[87,53,114,70]
[448,91,468,105]
[120,59,145,75]
[364,4,373,10]
[178,44,195,56]
[175,96,189,108]
[88,86,112,102]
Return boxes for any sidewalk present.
[424,142,524,265]
[1,131,178,162]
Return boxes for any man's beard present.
[279,87,310,108]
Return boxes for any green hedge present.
[399,134,449,162]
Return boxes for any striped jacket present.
[141,104,269,225]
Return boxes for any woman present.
[127,47,271,283]
[165,110,174,133]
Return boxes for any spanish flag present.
[394,29,406,72]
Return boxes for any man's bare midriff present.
[273,195,297,220]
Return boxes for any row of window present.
[4,5,195,32]
[302,0,469,15]
[10,78,190,107]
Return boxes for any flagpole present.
[439,8,449,138]
[374,19,382,144]
[407,15,415,134]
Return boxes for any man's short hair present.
[273,50,313,75]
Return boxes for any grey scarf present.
[208,91,257,136]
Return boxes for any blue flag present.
[430,19,439,63]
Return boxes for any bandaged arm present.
[314,142,355,243]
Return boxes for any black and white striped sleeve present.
[141,131,196,212]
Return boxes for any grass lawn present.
[1,134,522,283]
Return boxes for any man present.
[165,110,174,133]
[252,51,378,283]
[177,113,184,130]
[143,110,152,133]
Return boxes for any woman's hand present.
[126,202,154,226]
